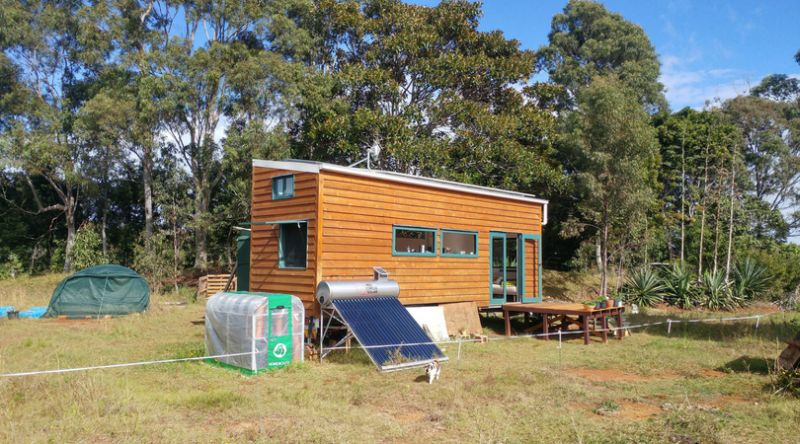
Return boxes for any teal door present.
[520,234,542,303]
[489,232,520,305]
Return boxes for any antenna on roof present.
[348,139,381,169]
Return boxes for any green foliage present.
[69,223,106,271]
[0,252,23,279]
[662,263,699,309]
[536,0,666,112]
[733,257,770,301]
[562,75,660,295]
[698,270,740,311]
[622,267,665,307]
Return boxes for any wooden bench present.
[503,302,625,345]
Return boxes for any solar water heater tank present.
[316,267,400,307]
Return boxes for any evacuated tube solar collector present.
[316,267,400,307]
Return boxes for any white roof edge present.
[252,159,549,209]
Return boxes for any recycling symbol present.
[272,343,287,359]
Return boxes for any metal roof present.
[252,159,549,222]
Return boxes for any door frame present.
[488,232,508,305]
[519,234,542,303]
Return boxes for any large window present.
[393,226,436,256]
[441,230,478,257]
[272,175,294,200]
[279,222,307,268]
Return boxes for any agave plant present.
[622,267,665,307]
[662,263,699,309]
[699,270,740,310]
[734,257,771,301]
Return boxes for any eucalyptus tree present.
[561,76,660,297]
[535,0,667,114]
[138,0,287,270]
[0,0,103,271]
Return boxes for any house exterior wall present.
[249,168,319,315]
[317,170,542,307]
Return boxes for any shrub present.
[733,257,770,301]
[133,231,176,294]
[699,270,740,310]
[622,267,665,307]
[0,253,24,279]
[662,263,699,309]
[70,223,106,271]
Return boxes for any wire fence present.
[0,311,786,378]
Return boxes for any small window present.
[272,175,294,200]
[441,230,478,257]
[393,226,436,256]
[279,222,307,268]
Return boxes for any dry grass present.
[1,273,799,443]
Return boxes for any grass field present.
[1,274,799,443]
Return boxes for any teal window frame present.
[392,225,437,257]
[440,229,479,258]
[272,174,295,200]
[278,221,307,269]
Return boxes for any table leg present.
[582,315,590,345]
[504,309,511,337]
[542,314,549,340]
[617,310,624,340]
[602,314,608,343]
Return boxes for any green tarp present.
[45,265,150,318]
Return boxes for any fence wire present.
[0,311,785,378]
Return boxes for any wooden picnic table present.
[502,302,625,345]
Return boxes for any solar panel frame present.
[332,296,448,371]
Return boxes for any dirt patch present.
[698,369,728,378]
[566,368,678,382]
[706,395,753,409]
[617,401,661,420]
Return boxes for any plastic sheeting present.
[205,292,304,373]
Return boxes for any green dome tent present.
[45,265,150,318]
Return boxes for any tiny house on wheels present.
[245,159,548,318]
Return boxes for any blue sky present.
[413,0,800,110]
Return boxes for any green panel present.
[267,294,293,368]
[236,231,250,291]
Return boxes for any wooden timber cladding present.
[250,168,318,314]
[249,164,543,313]
[319,171,541,307]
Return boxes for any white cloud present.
[659,54,756,109]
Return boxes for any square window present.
[441,230,478,257]
[272,175,294,200]
[279,222,307,268]
[393,226,436,256]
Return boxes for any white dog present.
[425,359,441,384]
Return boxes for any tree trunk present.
[193,182,210,271]
[600,208,609,298]
[63,196,76,272]
[698,147,710,277]
[680,139,686,265]
[713,180,723,274]
[143,145,154,239]
[725,159,736,281]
